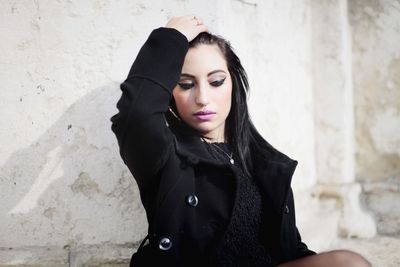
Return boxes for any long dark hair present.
[168,32,274,177]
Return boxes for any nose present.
[194,84,209,106]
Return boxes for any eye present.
[178,82,195,90]
[210,77,226,87]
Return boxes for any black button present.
[185,194,199,207]
[284,205,290,214]
[158,237,172,251]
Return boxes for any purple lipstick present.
[193,110,216,121]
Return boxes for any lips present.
[193,110,216,121]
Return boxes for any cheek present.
[173,91,191,115]
[218,83,233,111]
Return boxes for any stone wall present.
[0,0,316,265]
[349,0,400,237]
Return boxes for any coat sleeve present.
[110,27,189,189]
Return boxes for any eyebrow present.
[180,69,227,78]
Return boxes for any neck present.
[201,135,225,143]
[202,128,226,143]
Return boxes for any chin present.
[195,128,212,135]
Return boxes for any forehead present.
[182,44,228,73]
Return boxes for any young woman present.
[111,15,371,267]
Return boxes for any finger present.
[190,17,203,27]
[188,14,203,23]
[182,14,197,20]
[198,25,208,33]
[195,18,203,25]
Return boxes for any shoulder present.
[250,133,297,167]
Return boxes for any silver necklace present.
[210,143,235,165]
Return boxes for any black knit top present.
[205,142,277,267]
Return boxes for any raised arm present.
[110,16,208,189]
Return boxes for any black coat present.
[111,27,315,266]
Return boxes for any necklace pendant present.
[230,158,234,165]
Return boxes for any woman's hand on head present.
[165,15,208,42]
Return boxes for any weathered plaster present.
[312,0,355,185]
[349,0,400,236]
[0,0,317,264]
[350,0,400,180]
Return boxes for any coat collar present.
[244,137,298,213]
[173,134,229,167]
[251,146,298,213]
[173,133,297,211]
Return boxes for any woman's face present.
[173,44,232,142]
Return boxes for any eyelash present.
[178,78,226,90]
[178,83,194,90]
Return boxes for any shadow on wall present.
[0,83,147,248]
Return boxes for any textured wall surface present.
[312,0,355,185]
[310,0,377,242]
[349,0,400,237]
[0,0,316,265]
[0,0,398,265]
